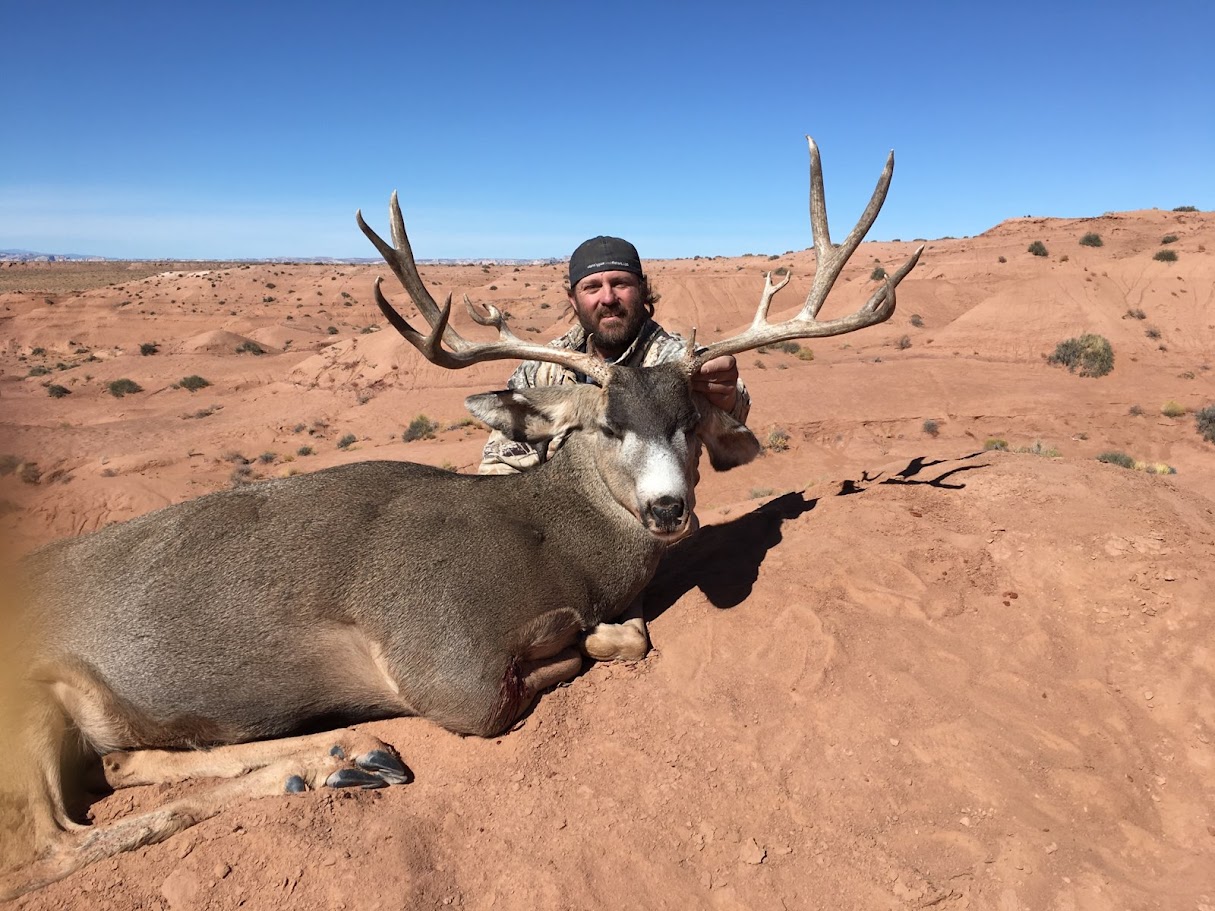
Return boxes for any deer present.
[0,137,921,898]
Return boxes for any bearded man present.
[479,235,749,474]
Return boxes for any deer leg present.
[0,738,410,900]
[581,593,650,662]
[101,728,410,790]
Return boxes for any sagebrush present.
[1047,334,1114,378]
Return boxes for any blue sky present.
[3,1,1212,260]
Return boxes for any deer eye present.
[600,424,621,441]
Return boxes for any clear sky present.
[3,0,1212,260]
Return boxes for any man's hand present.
[691,355,739,413]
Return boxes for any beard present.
[579,304,647,352]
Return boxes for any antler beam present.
[690,137,923,371]
[357,194,613,386]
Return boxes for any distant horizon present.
[2,1,1212,260]
[2,204,1205,265]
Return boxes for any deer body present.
[25,412,669,748]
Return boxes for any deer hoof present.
[356,749,413,786]
[285,775,308,793]
[325,767,389,789]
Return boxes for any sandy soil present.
[1,208,1213,909]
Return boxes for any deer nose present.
[650,496,685,527]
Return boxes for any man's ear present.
[466,384,604,443]
[693,393,761,471]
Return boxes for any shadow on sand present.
[645,451,990,620]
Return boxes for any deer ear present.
[692,394,761,471]
[466,385,604,443]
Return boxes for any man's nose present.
[593,285,618,305]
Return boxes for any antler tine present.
[689,138,921,372]
[356,193,463,351]
[805,137,894,319]
[358,195,615,386]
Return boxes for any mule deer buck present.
[0,137,920,897]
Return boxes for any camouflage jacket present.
[478,319,751,475]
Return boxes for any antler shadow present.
[647,452,992,618]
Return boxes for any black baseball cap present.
[568,236,643,287]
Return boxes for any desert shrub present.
[1097,451,1135,469]
[1161,400,1186,418]
[998,255,1007,263]
[1079,232,1103,247]
[1124,308,1146,320]
[1143,462,1178,475]
[178,375,210,392]
[236,340,265,355]
[1145,327,1162,340]
[1016,440,1061,457]
[337,433,357,449]
[257,452,277,464]
[775,341,801,354]
[922,419,940,437]
[983,437,1008,451]
[1160,234,1178,245]
[1028,241,1048,257]
[404,415,438,442]
[47,384,71,398]
[107,378,142,398]
[749,487,775,499]
[1195,405,1215,443]
[140,342,159,356]
[1128,404,1144,416]
[870,266,887,280]
[230,464,254,486]
[765,427,791,452]
[897,335,912,350]
[327,326,339,335]
[1172,206,1197,212]
[1047,334,1114,378]
[28,365,51,377]
[1154,249,1178,263]
[910,313,924,328]
[296,445,314,456]
[795,349,814,362]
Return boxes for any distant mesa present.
[1,249,106,263]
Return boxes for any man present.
[476,235,752,663]
[478,235,749,475]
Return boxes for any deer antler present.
[689,137,923,372]
[357,193,613,386]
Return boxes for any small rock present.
[1144,691,1154,701]
[889,738,900,747]
[1045,842,1058,854]
[959,817,971,827]
[740,838,766,865]
[214,862,231,879]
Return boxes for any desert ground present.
[1,208,1213,910]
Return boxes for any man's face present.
[569,270,648,354]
